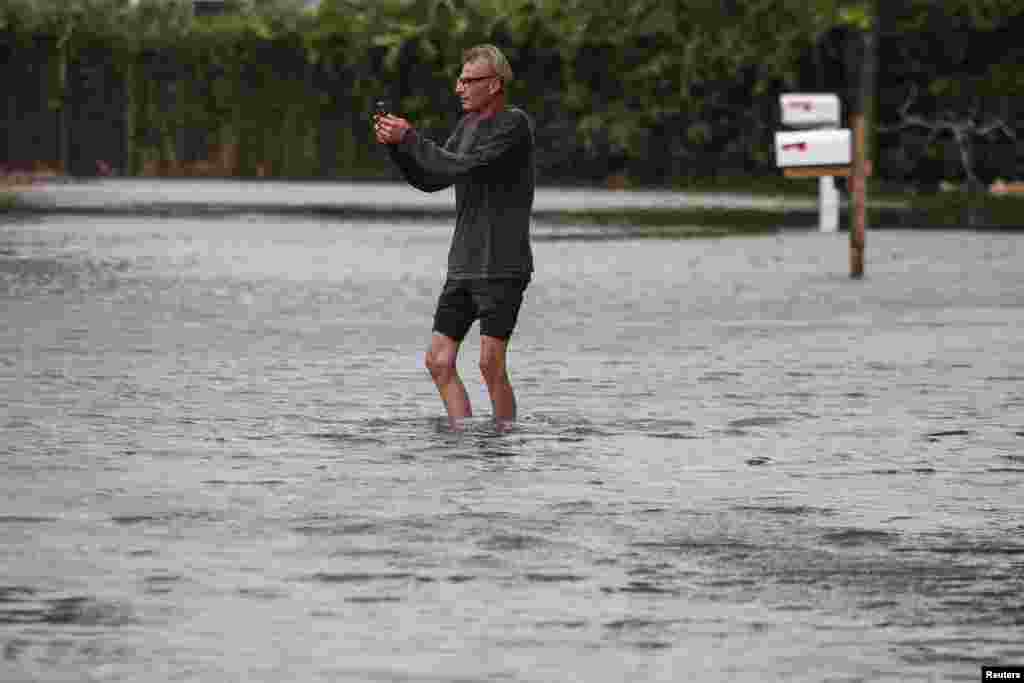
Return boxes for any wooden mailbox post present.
[775,93,869,278]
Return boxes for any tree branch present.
[880,84,1016,188]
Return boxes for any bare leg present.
[480,335,516,427]
[425,333,471,425]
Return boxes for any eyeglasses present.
[456,74,497,87]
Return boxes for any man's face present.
[455,59,499,113]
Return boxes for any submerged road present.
[2,183,1019,682]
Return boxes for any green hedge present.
[1,1,1021,186]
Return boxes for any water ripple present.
[0,588,135,627]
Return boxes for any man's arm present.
[386,142,453,193]
[377,114,461,193]
[396,113,526,183]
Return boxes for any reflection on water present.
[2,214,1023,682]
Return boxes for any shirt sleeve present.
[394,112,527,185]
[387,134,456,193]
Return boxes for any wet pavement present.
[12,178,820,216]
[1,191,1022,682]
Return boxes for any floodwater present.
[2,203,1023,682]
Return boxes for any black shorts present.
[432,277,529,342]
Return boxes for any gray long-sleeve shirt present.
[387,107,535,280]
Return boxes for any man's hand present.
[375,114,412,145]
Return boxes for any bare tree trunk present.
[955,130,984,227]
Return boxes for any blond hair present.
[463,44,513,85]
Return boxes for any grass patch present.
[622,224,779,239]
[901,191,1024,228]
[549,191,1024,237]
[0,190,18,211]
[546,206,811,238]
[564,207,790,228]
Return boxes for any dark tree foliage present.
[1,0,1021,185]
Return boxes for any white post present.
[819,175,839,232]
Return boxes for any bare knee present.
[478,336,511,385]
[478,354,507,386]
[426,347,457,383]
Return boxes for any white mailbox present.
[780,93,841,129]
[775,128,851,168]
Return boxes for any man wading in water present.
[374,44,535,429]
